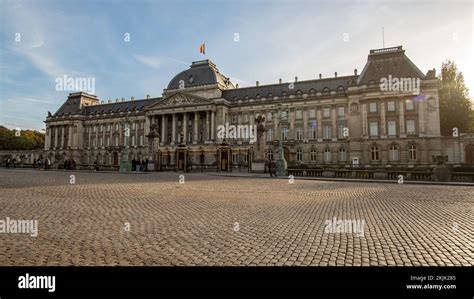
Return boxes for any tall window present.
[266,128,273,141]
[310,149,317,162]
[337,106,345,117]
[324,148,332,162]
[338,123,346,138]
[115,136,119,146]
[406,120,416,134]
[387,120,397,136]
[323,107,331,118]
[409,145,417,161]
[132,136,136,146]
[370,121,379,137]
[309,124,317,140]
[243,114,249,122]
[323,125,331,139]
[339,148,347,162]
[266,149,274,160]
[281,128,288,141]
[267,112,273,121]
[387,101,396,112]
[139,135,144,146]
[296,127,303,140]
[371,145,379,161]
[406,99,414,111]
[295,110,302,120]
[369,102,378,113]
[389,145,399,161]
[309,109,316,119]
[297,149,303,162]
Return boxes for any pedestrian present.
[132,158,136,172]
[12,158,16,169]
[6,158,10,169]
[144,158,149,172]
[71,159,76,170]
[94,160,99,171]
[270,160,277,178]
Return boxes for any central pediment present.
[147,92,214,109]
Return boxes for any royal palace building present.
[39,46,474,172]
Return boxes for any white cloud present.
[134,54,162,69]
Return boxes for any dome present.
[167,60,234,90]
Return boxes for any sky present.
[0,0,472,131]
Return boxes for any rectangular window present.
[139,135,144,146]
[370,121,378,136]
[337,106,345,117]
[338,123,345,138]
[132,136,136,146]
[406,120,416,134]
[295,110,302,120]
[267,112,272,121]
[323,125,331,139]
[281,128,288,141]
[387,120,397,136]
[281,111,288,120]
[309,109,316,119]
[243,114,249,122]
[296,127,303,140]
[387,101,396,112]
[406,99,414,111]
[266,129,273,141]
[323,107,331,118]
[309,126,317,140]
[369,102,378,113]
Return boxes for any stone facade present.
[39,46,473,170]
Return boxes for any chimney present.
[236,84,239,88]
[131,96,135,101]
[115,98,119,102]
[319,74,322,79]
[256,81,259,87]
[295,76,298,82]
[279,78,282,84]
[354,69,358,76]
[121,98,125,102]
[146,95,150,99]
[108,99,111,103]
[335,72,338,78]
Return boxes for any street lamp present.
[274,103,288,176]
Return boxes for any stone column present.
[45,126,50,150]
[161,115,166,145]
[193,112,199,144]
[303,109,308,140]
[183,113,188,144]
[60,125,65,149]
[399,99,406,136]
[380,99,386,137]
[95,124,98,148]
[316,108,322,141]
[88,126,92,148]
[68,125,73,148]
[171,114,177,145]
[418,99,425,135]
[103,124,106,147]
[362,104,368,136]
[144,116,151,146]
[289,110,295,140]
[211,111,215,141]
[135,121,139,147]
[205,111,210,141]
[331,106,337,140]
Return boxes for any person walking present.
[6,158,10,169]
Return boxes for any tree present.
[0,126,45,150]
[438,60,474,136]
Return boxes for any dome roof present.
[167,60,234,90]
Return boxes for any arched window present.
[389,145,399,162]
[322,87,330,95]
[297,149,304,162]
[324,148,332,162]
[409,145,417,161]
[371,145,379,161]
[339,148,347,162]
[337,86,344,94]
[310,148,317,162]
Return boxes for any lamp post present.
[119,118,131,172]
[274,104,288,176]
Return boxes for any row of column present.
[47,125,73,149]
[149,111,216,145]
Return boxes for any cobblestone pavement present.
[0,169,472,266]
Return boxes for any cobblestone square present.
[0,169,472,266]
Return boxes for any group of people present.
[132,158,148,172]
[63,159,77,170]
[33,158,51,169]
[5,158,17,169]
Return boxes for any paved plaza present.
[0,169,472,266]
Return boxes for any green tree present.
[438,60,474,136]
[0,126,45,150]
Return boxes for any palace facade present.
[40,46,473,171]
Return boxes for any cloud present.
[134,54,162,69]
